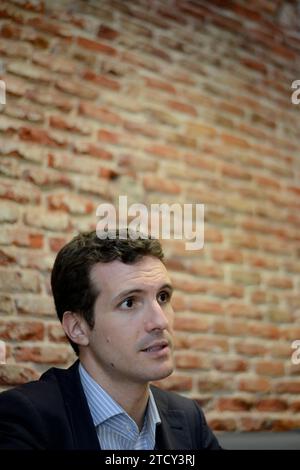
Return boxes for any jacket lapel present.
[55,361,100,450]
[151,386,193,450]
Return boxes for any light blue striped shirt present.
[79,363,161,450]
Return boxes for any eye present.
[157,291,171,304]
[119,297,135,309]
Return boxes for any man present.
[0,229,221,450]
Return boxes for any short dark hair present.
[51,229,164,355]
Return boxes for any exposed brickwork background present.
[0,0,300,431]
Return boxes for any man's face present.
[83,256,175,386]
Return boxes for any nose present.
[144,299,171,333]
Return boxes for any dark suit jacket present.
[0,361,220,450]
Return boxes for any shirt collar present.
[78,362,161,430]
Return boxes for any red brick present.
[26,88,74,111]
[173,276,208,293]
[212,249,243,263]
[204,228,223,243]
[144,76,176,94]
[55,79,98,100]
[185,123,216,138]
[0,294,15,315]
[143,175,181,194]
[275,381,300,394]
[0,364,39,386]
[153,374,192,392]
[47,323,68,343]
[187,335,229,353]
[239,417,267,432]
[214,357,248,373]
[98,129,120,144]
[27,17,72,37]
[32,52,77,74]
[255,398,287,412]
[208,418,236,431]
[0,23,22,39]
[175,352,211,370]
[217,397,252,412]
[121,51,160,72]
[255,361,284,376]
[47,193,94,215]
[290,401,300,412]
[249,321,280,339]
[251,290,266,304]
[125,8,170,30]
[48,152,101,177]
[281,326,300,341]
[0,201,20,223]
[0,320,44,341]
[82,71,121,90]
[221,162,252,180]
[197,375,232,392]
[85,99,123,125]
[18,126,64,147]
[77,37,117,55]
[239,377,271,393]
[49,236,68,253]
[188,300,223,315]
[77,143,113,160]
[227,303,262,319]
[210,283,244,299]
[118,154,158,173]
[255,175,281,190]
[24,208,70,231]
[0,180,40,204]
[241,58,267,74]
[144,144,181,160]
[98,167,119,180]
[0,269,41,293]
[15,295,55,317]
[221,133,249,148]
[267,277,293,289]
[157,7,187,25]
[174,315,212,332]
[97,25,119,40]
[1,229,44,250]
[123,120,159,139]
[166,100,197,116]
[231,270,261,285]
[188,264,223,279]
[139,46,171,66]
[49,115,91,135]
[0,249,16,266]
[14,345,74,364]
[212,319,248,336]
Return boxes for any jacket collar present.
[49,361,192,450]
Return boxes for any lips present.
[141,340,169,353]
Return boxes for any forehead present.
[89,256,171,297]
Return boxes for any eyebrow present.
[112,283,174,304]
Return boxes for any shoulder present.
[0,366,63,410]
[0,364,75,449]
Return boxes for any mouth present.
[141,341,170,356]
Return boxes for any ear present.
[62,311,90,348]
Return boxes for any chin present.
[150,364,174,382]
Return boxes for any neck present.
[80,359,149,430]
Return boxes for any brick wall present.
[0,0,300,431]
